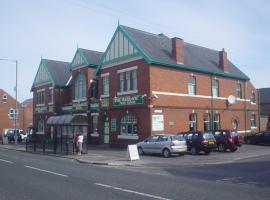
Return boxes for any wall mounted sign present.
[113,95,144,106]
[152,115,164,131]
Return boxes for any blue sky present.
[0,0,269,102]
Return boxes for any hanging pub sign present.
[113,95,144,106]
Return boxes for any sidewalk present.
[1,143,270,168]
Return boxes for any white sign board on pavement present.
[152,115,164,131]
[127,145,140,161]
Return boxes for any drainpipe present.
[211,75,214,130]
[258,89,261,132]
[244,81,248,136]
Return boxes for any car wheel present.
[246,139,252,144]
[138,147,144,155]
[218,143,226,152]
[163,148,171,158]
[191,147,198,155]
[205,151,211,155]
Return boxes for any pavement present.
[0,142,270,167]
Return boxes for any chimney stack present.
[219,48,229,72]
[172,37,184,64]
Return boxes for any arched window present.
[37,119,44,133]
[188,76,196,95]
[189,113,197,131]
[120,115,138,135]
[204,113,211,131]
[232,119,238,130]
[75,74,86,100]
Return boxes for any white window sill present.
[117,135,138,140]
[36,104,45,107]
[72,98,87,103]
[100,94,109,98]
[48,102,54,105]
[251,126,257,129]
[251,102,256,105]
[117,90,138,96]
[90,133,99,137]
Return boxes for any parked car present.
[178,131,216,155]
[5,129,22,143]
[137,134,187,158]
[212,130,242,152]
[244,132,270,145]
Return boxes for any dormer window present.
[2,94,7,103]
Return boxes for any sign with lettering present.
[152,115,164,131]
[127,145,140,161]
[113,95,144,106]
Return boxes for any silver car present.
[137,134,187,158]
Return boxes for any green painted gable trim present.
[150,60,250,81]
[94,25,153,78]
[69,48,89,70]
[31,59,55,91]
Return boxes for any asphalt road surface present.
[0,148,269,200]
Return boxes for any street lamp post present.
[0,58,18,144]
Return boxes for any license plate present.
[209,141,214,144]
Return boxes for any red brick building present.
[94,25,258,147]
[0,89,33,137]
[258,88,270,130]
[31,25,259,147]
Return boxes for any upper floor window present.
[37,119,45,133]
[251,91,256,103]
[75,74,86,100]
[189,113,197,131]
[212,79,219,97]
[232,119,238,130]
[36,90,45,105]
[48,88,53,103]
[251,114,256,127]
[204,113,211,131]
[236,83,242,99]
[188,76,196,95]
[2,94,7,103]
[102,75,109,96]
[213,113,220,130]
[118,69,137,93]
[8,108,18,119]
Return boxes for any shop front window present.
[120,115,138,135]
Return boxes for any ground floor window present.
[204,114,211,131]
[92,116,98,133]
[189,113,197,131]
[251,114,256,127]
[120,115,138,135]
[37,119,44,133]
[232,119,238,130]
[213,114,220,130]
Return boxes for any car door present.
[156,135,169,154]
[263,132,270,144]
[143,135,160,153]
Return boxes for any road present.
[0,148,269,200]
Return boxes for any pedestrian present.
[77,133,84,155]
[73,132,80,153]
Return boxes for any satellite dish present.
[227,95,236,105]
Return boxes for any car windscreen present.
[171,135,185,141]
[203,133,215,140]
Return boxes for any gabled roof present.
[259,88,270,104]
[96,25,249,80]
[70,48,103,70]
[21,98,32,106]
[32,59,71,90]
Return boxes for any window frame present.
[2,94,7,103]
[212,79,219,97]
[75,74,87,100]
[251,114,256,127]
[188,76,196,95]
[189,113,197,131]
[251,92,256,103]
[203,113,211,131]
[120,115,138,136]
[117,68,138,95]
[236,83,242,99]
[213,113,220,130]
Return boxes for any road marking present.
[95,183,172,200]
[0,158,13,164]
[24,165,68,178]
